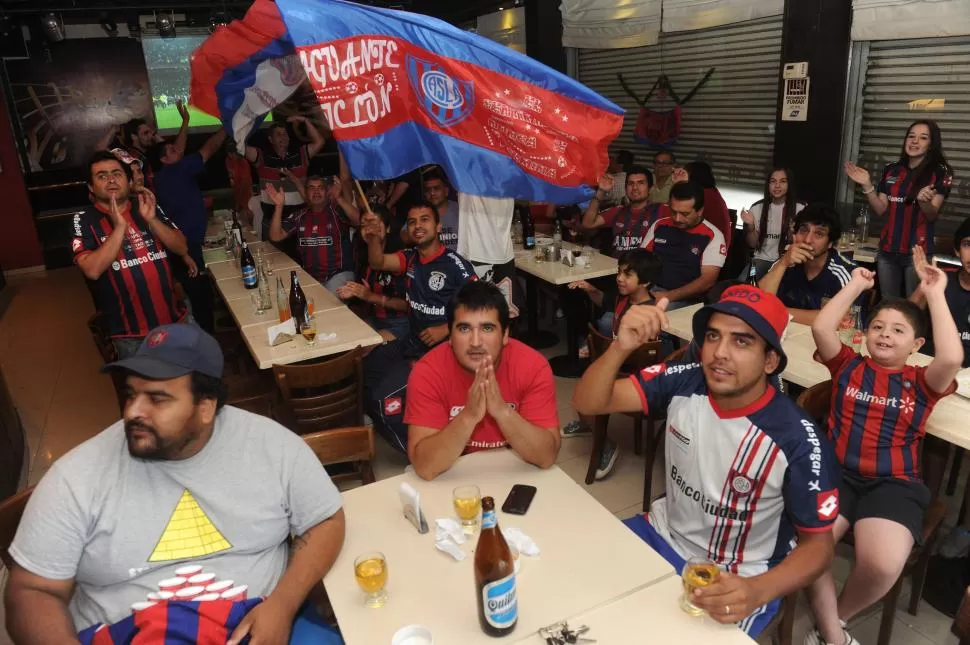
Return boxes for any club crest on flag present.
[406,55,474,128]
[270,54,305,87]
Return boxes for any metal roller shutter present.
[855,36,970,230]
[577,16,782,191]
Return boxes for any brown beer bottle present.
[474,496,517,637]
[289,270,307,332]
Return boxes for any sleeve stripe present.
[628,373,650,414]
[794,524,835,533]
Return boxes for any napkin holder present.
[268,318,297,346]
[399,482,429,534]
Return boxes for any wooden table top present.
[513,243,618,286]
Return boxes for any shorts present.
[839,469,930,544]
[622,514,780,637]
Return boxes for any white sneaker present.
[804,623,855,645]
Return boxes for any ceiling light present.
[41,13,64,42]
[157,12,176,38]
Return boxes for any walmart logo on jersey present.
[844,385,915,414]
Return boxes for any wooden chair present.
[272,347,365,434]
[86,313,127,414]
[953,586,970,645]
[0,487,33,569]
[796,381,949,645]
[303,426,377,486]
[583,325,668,486]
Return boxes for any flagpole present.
[353,180,373,215]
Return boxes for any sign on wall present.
[782,77,810,122]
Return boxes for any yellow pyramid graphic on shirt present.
[147,490,232,562]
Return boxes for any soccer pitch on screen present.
[153,102,221,131]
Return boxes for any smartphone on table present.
[501,484,537,515]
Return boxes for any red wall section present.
[0,89,43,270]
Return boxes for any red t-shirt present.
[404,339,560,452]
[703,188,732,248]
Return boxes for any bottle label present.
[481,573,517,629]
[242,265,257,287]
[526,236,536,246]
[482,510,497,530]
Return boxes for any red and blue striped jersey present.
[630,362,840,577]
[78,599,263,645]
[821,344,956,480]
[601,203,669,257]
[641,217,727,291]
[364,266,408,321]
[877,162,953,254]
[282,204,355,282]
[72,202,187,339]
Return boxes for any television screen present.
[142,35,223,131]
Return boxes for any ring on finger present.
[724,605,730,616]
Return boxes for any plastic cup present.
[157,577,187,592]
[146,591,174,601]
[194,593,222,601]
[174,565,203,577]
[205,580,235,594]
[220,585,249,600]
[175,586,206,600]
[188,573,217,586]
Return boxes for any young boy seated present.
[564,249,661,480]
[805,265,963,645]
[568,249,661,338]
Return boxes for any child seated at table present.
[568,249,661,338]
[804,265,963,645]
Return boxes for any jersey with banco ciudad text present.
[72,201,186,339]
[878,161,952,255]
[392,245,476,333]
[631,361,840,577]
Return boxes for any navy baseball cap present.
[104,324,224,379]
[691,285,790,374]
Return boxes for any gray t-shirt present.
[439,200,460,252]
[9,406,342,630]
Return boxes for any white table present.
[664,304,970,451]
[514,243,619,377]
[519,576,755,644]
[326,450,675,645]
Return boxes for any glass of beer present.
[453,484,482,534]
[301,311,318,345]
[354,551,388,608]
[681,557,720,616]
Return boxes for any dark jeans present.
[877,251,918,299]
[363,333,430,455]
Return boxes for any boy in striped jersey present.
[805,265,963,645]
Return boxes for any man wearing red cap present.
[575,286,841,636]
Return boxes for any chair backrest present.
[302,426,377,485]
[587,324,666,372]
[665,344,690,363]
[0,487,33,569]
[273,347,365,435]
[796,379,948,499]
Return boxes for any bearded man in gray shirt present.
[4,324,345,644]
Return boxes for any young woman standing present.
[844,120,953,298]
[741,168,805,281]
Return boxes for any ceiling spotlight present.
[99,16,118,37]
[156,12,176,38]
[41,13,65,42]
[208,11,231,33]
[0,15,15,40]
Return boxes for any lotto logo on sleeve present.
[816,489,839,521]
[384,397,403,416]
[72,238,83,253]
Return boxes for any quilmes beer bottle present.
[289,271,307,332]
[240,242,257,289]
[520,204,536,250]
[475,496,517,637]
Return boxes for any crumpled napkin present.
[316,332,337,342]
[502,527,539,557]
[434,518,466,561]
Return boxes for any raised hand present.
[176,99,190,123]
[850,266,876,290]
[843,161,872,187]
[671,167,689,184]
[597,174,615,193]
[912,245,931,282]
[921,264,946,297]
[615,298,669,352]
[327,177,342,201]
[740,208,755,228]
[463,365,488,424]
[136,188,157,222]
[109,195,128,233]
[265,183,286,207]
[481,356,508,421]
[568,280,593,292]
[286,115,307,125]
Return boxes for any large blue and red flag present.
[191,0,624,203]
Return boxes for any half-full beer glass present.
[354,551,388,608]
[681,556,720,616]
[453,485,482,534]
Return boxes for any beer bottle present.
[277,276,291,323]
[230,211,244,260]
[240,242,257,289]
[474,496,517,637]
[289,270,307,332]
[520,204,535,250]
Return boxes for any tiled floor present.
[0,269,963,644]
